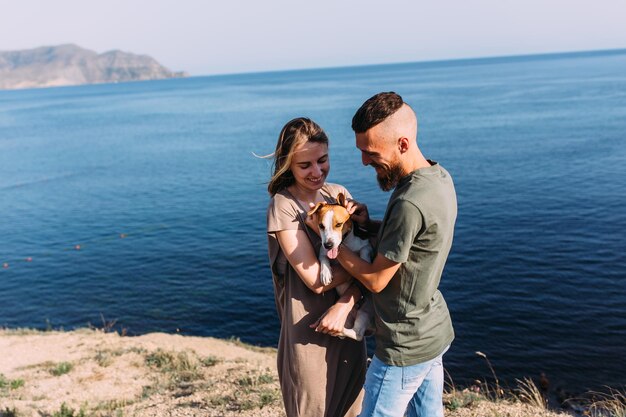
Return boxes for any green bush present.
[51,402,86,417]
[50,362,74,376]
[10,379,25,390]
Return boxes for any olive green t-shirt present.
[374,161,456,366]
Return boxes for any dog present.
[307,192,374,341]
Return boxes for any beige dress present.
[267,183,366,417]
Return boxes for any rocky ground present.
[0,329,578,417]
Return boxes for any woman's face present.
[289,141,329,192]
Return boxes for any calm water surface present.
[1,50,625,393]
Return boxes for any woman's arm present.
[276,228,352,294]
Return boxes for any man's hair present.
[351,92,404,133]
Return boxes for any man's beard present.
[374,161,405,191]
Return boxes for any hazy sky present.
[2,0,625,76]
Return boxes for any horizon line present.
[189,46,626,79]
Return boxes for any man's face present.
[356,127,404,192]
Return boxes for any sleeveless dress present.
[267,183,366,417]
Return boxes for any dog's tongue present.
[327,247,339,259]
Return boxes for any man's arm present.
[342,199,422,293]
[336,246,401,293]
[366,219,382,235]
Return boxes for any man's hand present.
[344,199,370,228]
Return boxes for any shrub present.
[51,403,86,417]
[50,362,73,376]
[10,379,25,390]
[200,356,220,367]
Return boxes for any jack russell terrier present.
[307,192,374,341]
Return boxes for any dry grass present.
[1,330,620,417]
[444,379,567,417]
[132,346,283,416]
[444,353,567,417]
[0,329,284,417]
[475,351,505,400]
[582,386,626,417]
[516,377,548,410]
[226,337,278,354]
[49,362,74,376]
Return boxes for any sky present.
[1,0,625,76]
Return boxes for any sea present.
[1,49,625,395]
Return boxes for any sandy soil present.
[0,329,571,417]
[0,329,284,417]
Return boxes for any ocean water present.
[1,50,625,393]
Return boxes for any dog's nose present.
[324,241,334,250]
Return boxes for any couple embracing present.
[266,92,457,417]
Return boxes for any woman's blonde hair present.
[268,117,329,196]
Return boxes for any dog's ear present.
[307,202,326,218]
[336,192,346,206]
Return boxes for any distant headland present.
[0,44,188,90]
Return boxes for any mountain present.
[0,44,187,90]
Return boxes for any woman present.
[266,117,366,417]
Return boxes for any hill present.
[0,44,187,90]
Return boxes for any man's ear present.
[398,137,409,153]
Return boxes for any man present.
[337,92,457,417]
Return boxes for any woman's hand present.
[309,301,357,336]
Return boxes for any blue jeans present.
[358,350,447,417]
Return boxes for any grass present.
[582,386,626,417]
[237,371,275,388]
[474,351,505,400]
[0,327,44,336]
[209,395,230,406]
[94,348,126,367]
[257,373,275,384]
[93,399,132,416]
[444,385,482,411]
[0,374,25,394]
[231,369,281,409]
[516,377,547,410]
[258,387,281,408]
[142,349,203,398]
[0,329,284,416]
[445,352,553,416]
[94,350,114,367]
[16,328,624,417]
[445,378,557,417]
[206,367,281,412]
[227,336,278,354]
[87,314,128,335]
[145,349,200,381]
[200,355,220,367]
[9,379,24,390]
[51,403,87,417]
[49,362,74,376]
